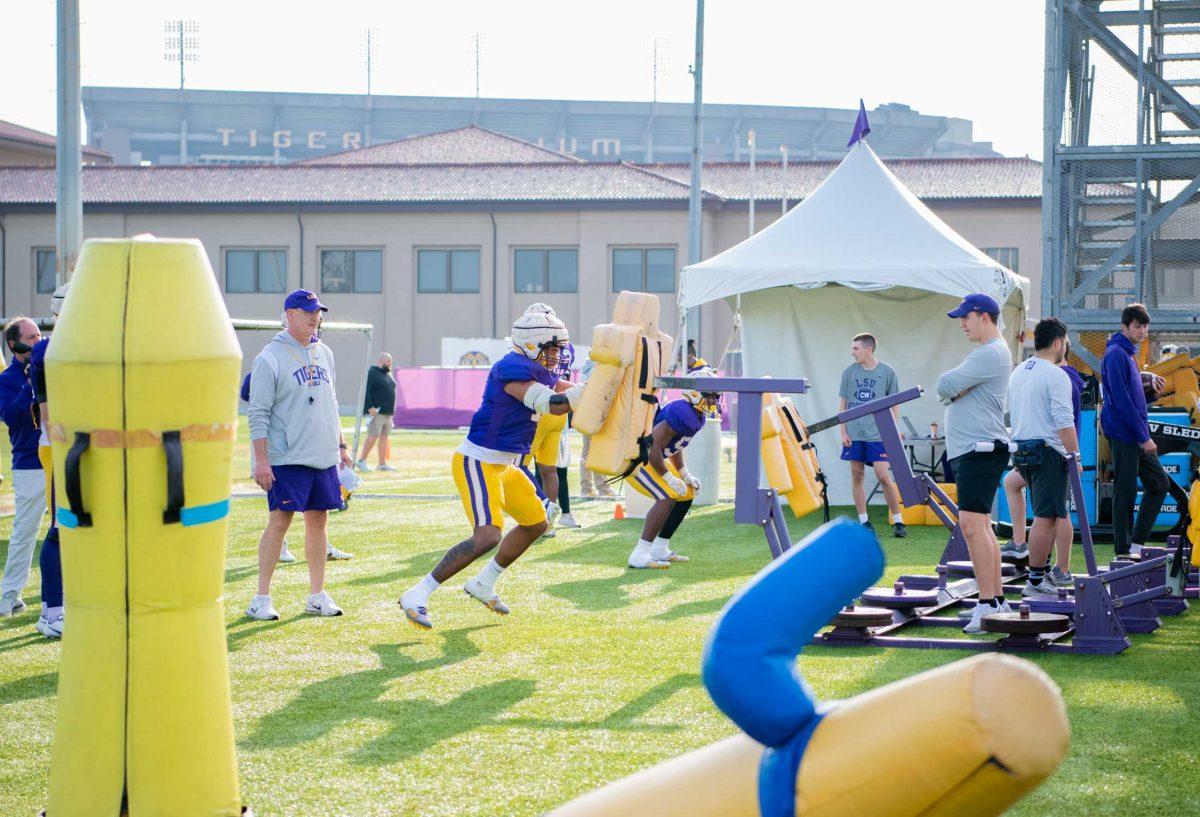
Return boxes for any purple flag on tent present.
[847,99,871,147]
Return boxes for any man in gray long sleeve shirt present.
[246,289,354,622]
[937,293,1013,634]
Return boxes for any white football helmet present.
[50,282,71,318]
[511,312,570,363]
[523,302,556,317]
[682,366,721,414]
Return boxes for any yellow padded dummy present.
[45,237,243,817]
[575,292,672,476]
[547,653,1068,817]
[1189,479,1200,568]
[766,396,823,519]
[761,398,794,495]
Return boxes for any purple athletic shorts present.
[840,440,889,465]
[267,464,342,512]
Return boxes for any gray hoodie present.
[248,331,341,469]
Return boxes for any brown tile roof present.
[0,161,696,205]
[640,157,1051,201]
[297,125,583,165]
[0,118,111,161]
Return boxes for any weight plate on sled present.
[830,605,894,629]
[946,560,1017,577]
[860,581,939,609]
[981,611,1070,635]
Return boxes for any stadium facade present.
[82,86,999,166]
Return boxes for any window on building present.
[514,248,578,293]
[612,247,676,293]
[984,247,1019,273]
[321,249,383,293]
[35,248,56,294]
[225,249,287,293]
[417,249,480,293]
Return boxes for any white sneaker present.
[378,462,398,472]
[0,590,26,616]
[559,513,581,529]
[628,552,670,569]
[1021,577,1057,597]
[355,459,374,472]
[962,603,989,634]
[998,600,1014,615]
[278,541,297,564]
[1129,543,1144,559]
[36,611,64,638]
[246,594,280,621]
[326,543,354,560]
[305,590,344,616]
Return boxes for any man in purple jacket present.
[1100,303,1169,558]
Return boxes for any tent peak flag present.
[847,100,871,148]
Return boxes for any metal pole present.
[781,145,789,214]
[178,19,187,164]
[55,0,82,286]
[1041,0,1061,318]
[350,328,374,462]
[748,130,756,237]
[684,0,704,362]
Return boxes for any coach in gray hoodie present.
[246,289,353,621]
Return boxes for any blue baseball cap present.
[283,289,328,312]
[947,293,1001,318]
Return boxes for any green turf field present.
[0,428,1197,816]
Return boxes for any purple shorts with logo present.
[840,441,889,465]
[267,464,342,512]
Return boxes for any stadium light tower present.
[362,27,378,97]
[164,20,199,163]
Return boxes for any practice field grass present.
[1,429,1198,816]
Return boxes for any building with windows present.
[0,127,1041,403]
[0,118,111,166]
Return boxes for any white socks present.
[651,536,673,561]
[858,513,870,524]
[408,573,442,606]
[891,513,903,524]
[468,559,505,596]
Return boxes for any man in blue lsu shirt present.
[625,368,719,569]
[400,310,582,630]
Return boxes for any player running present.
[399,309,581,630]
[625,368,719,569]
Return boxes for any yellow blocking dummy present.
[548,520,1068,817]
[574,291,672,475]
[760,394,824,520]
[45,237,245,817]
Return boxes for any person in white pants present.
[0,318,47,616]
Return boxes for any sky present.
[0,0,1047,158]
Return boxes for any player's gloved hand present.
[664,472,688,496]
[543,498,562,527]
[679,466,702,491]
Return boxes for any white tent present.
[680,142,1031,507]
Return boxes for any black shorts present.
[1016,446,1069,520]
[950,449,1009,514]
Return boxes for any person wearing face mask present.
[245,290,354,621]
[0,317,47,618]
[356,353,397,472]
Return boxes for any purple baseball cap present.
[947,293,1001,318]
[284,289,328,312]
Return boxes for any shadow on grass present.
[506,672,700,734]
[0,670,56,704]
[342,549,450,589]
[243,625,533,765]
[226,613,308,653]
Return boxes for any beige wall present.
[0,198,1039,404]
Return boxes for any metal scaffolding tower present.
[1045,0,1200,368]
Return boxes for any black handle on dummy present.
[64,431,93,528]
[162,430,184,524]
